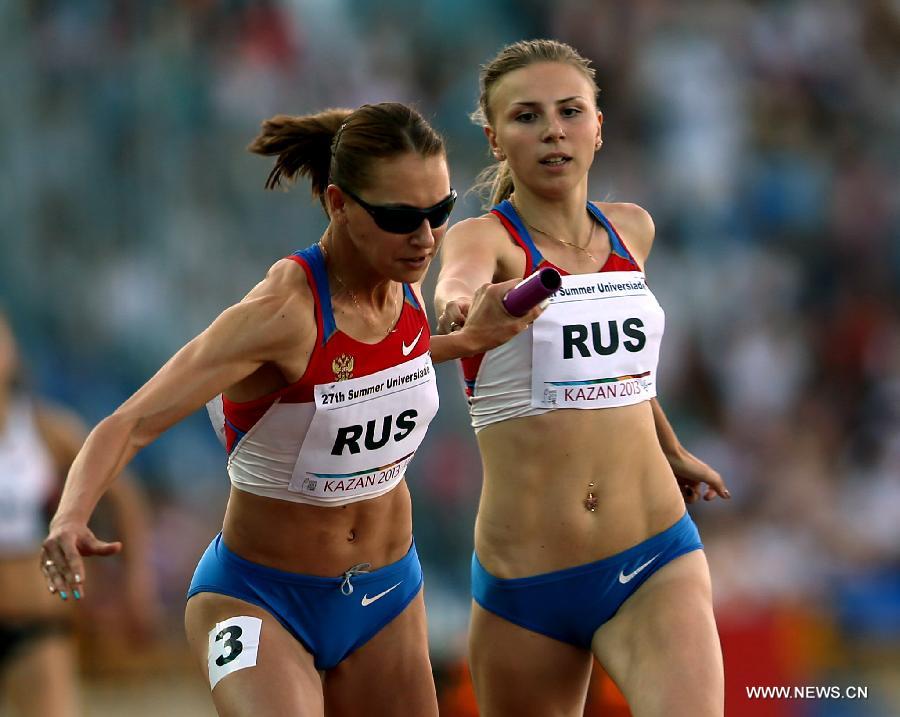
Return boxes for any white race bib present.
[289,352,438,502]
[531,271,664,410]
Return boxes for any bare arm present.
[42,265,308,595]
[429,279,537,363]
[37,403,159,628]
[36,403,150,569]
[607,203,729,502]
[651,396,730,503]
[420,217,540,362]
[434,217,500,322]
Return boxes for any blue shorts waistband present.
[475,511,696,587]
[214,534,418,589]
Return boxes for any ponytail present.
[249,103,444,215]
[247,108,352,207]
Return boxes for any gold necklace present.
[510,196,598,264]
[319,241,397,338]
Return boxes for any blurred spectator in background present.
[0,312,156,717]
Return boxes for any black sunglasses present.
[341,187,457,234]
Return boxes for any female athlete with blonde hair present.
[436,40,730,717]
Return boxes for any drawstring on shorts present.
[340,562,371,595]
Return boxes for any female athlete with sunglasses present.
[436,41,730,716]
[40,102,539,717]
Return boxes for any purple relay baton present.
[502,267,562,317]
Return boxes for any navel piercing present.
[584,481,598,512]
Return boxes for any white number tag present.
[207,616,262,689]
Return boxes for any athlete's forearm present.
[429,331,479,363]
[434,276,477,318]
[51,412,145,527]
[650,398,685,459]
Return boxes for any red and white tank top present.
[207,244,439,506]
[462,200,665,431]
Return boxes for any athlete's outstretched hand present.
[438,279,543,354]
[668,448,730,503]
[41,520,122,601]
[437,296,471,336]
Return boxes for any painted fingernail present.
[74,574,82,583]
[60,592,68,600]
[73,590,81,600]
[49,585,56,593]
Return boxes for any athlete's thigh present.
[469,601,593,717]
[591,550,724,717]
[4,634,79,717]
[324,592,437,717]
[185,592,324,717]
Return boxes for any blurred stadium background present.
[1,1,898,715]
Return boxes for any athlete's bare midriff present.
[474,400,685,578]
[222,481,413,576]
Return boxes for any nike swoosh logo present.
[361,581,403,607]
[618,554,661,584]
[401,328,424,356]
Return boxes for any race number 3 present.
[215,625,243,666]
[207,616,262,689]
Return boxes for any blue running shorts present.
[471,511,702,648]
[188,534,423,670]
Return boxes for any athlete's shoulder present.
[445,213,516,259]
[241,257,314,315]
[447,213,508,241]
[593,201,655,265]
[209,257,314,358]
[261,256,313,292]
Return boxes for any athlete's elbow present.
[435,278,474,306]
[433,281,457,315]
[102,409,158,452]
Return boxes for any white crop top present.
[461,201,665,432]
[207,245,439,506]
